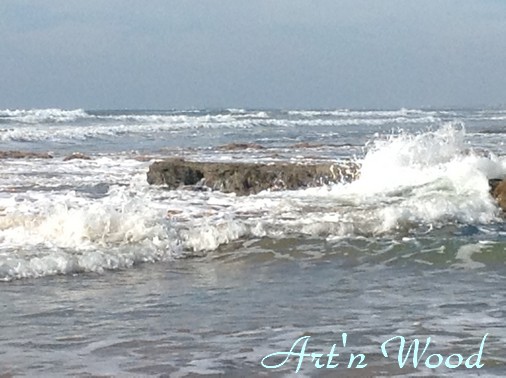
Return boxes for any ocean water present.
[0,108,505,376]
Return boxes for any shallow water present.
[0,108,505,376]
[2,236,506,376]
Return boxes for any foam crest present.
[356,123,467,191]
[0,186,181,280]
[0,108,89,123]
[0,189,170,249]
[330,123,504,230]
[179,218,250,253]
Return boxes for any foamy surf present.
[331,124,504,229]
[0,108,89,123]
[1,113,505,281]
[3,107,506,378]
[0,186,181,281]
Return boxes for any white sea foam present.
[319,124,503,231]
[0,157,182,280]
[1,123,504,280]
[0,108,89,123]
[166,123,504,243]
[453,243,486,269]
[236,123,504,238]
[0,184,179,279]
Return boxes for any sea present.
[0,108,505,377]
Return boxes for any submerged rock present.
[218,143,265,150]
[63,152,92,161]
[490,178,506,212]
[0,150,53,159]
[147,158,360,195]
[291,142,323,148]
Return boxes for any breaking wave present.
[0,108,89,124]
[1,123,504,281]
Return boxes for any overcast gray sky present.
[1,0,506,110]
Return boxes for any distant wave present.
[0,107,441,143]
[286,108,455,118]
[0,108,271,125]
[0,108,89,124]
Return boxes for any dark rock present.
[218,143,265,150]
[489,178,503,194]
[63,152,92,161]
[490,178,506,212]
[291,142,323,148]
[147,158,360,195]
[0,150,53,159]
[166,209,183,218]
[291,142,355,149]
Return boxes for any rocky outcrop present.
[0,150,53,159]
[147,160,506,208]
[490,178,506,211]
[147,158,360,195]
[63,152,92,161]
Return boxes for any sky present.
[1,0,506,110]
